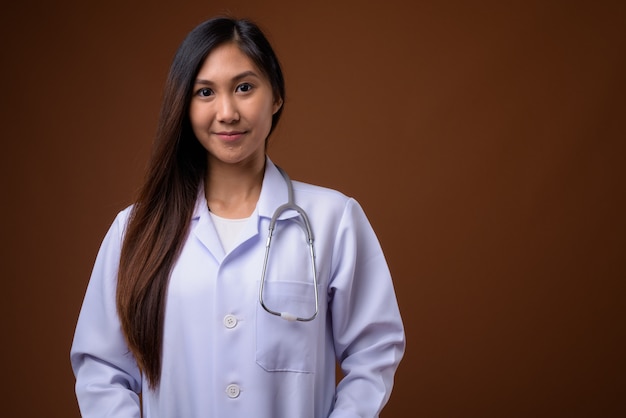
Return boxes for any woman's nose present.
[216,95,240,123]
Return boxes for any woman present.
[71,17,405,418]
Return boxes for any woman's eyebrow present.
[232,70,261,81]
[195,70,261,85]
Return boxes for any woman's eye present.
[196,88,213,97]
[236,83,253,93]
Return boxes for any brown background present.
[2,0,625,416]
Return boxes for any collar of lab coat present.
[190,156,298,260]
[256,157,299,220]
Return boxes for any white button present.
[226,384,240,398]
[223,314,238,329]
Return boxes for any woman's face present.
[189,42,282,169]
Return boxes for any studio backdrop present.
[2,0,624,416]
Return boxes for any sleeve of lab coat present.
[70,209,143,417]
[328,198,406,418]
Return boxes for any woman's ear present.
[273,96,284,114]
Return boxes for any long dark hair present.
[116,17,285,389]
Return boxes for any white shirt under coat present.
[70,158,406,418]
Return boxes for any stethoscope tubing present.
[259,167,319,322]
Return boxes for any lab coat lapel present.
[191,191,226,262]
[190,158,298,261]
[257,158,301,221]
[237,158,295,246]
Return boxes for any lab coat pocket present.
[256,280,317,373]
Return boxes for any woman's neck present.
[205,158,265,219]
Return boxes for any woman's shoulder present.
[108,204,135,235]
[116,204,134,221]
[290,181,365,219]
[292,180,350,203]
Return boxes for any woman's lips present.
[215,131,246,141]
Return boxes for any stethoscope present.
[259,167,319,322]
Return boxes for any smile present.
[215,131,246,141]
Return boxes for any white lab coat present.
[71,158,405,418]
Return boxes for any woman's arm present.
[70,209,142,417]
[329,198,406,418]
